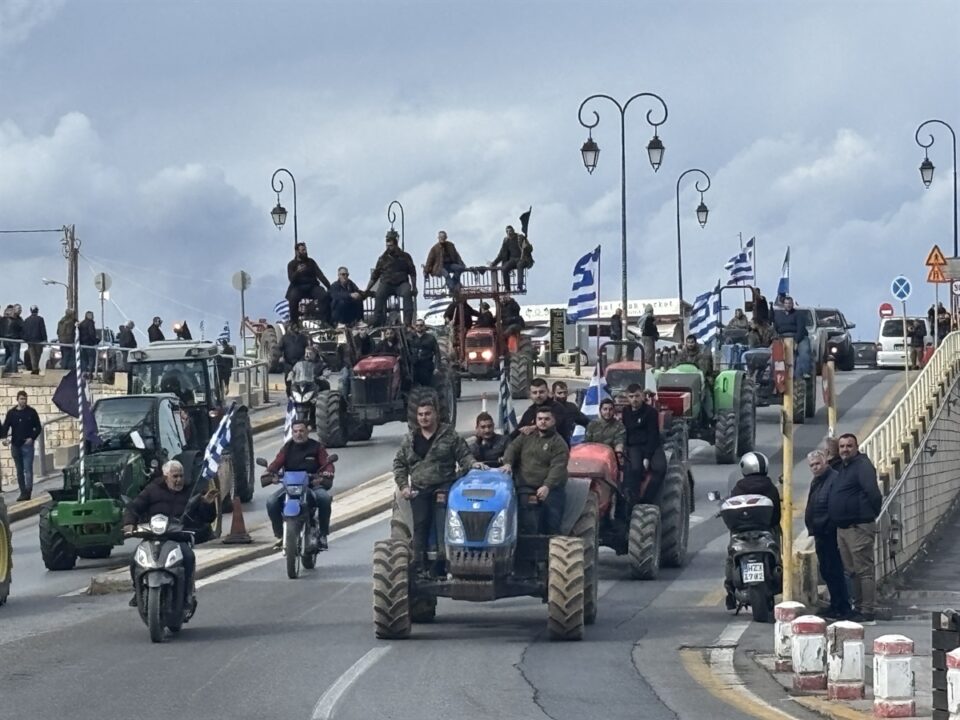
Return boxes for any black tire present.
[453,374,462,400]
[791,377,805,425]
[39,505,78,571]
[0,498,11,606]
[302,549,317,570]
[261,326,280,373]
[714,410,739,464]
[508,337,534,400]
[749,584,773,623]
[147,586,165,643]
[628,504,660,580]
[547,536,585,641]
[432,369,457,426]
[659,460,690,569]
[838,348,855,372]
[804,375,816,419]
[373,539,411,639]
[348,421,374,442]
[316,390,348,448]
[738,378,757,453]
[230,411,255,503]
[571,492,599,625]
[410,595,437,623]
[285,518,302,579]
[77,546,113,560]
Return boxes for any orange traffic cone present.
[221,496,252,544]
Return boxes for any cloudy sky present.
[1,0,958,343]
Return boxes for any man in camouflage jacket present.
[585,399,626,454]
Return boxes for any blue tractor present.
[372,469,598,641]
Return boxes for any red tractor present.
[423,267,535,400]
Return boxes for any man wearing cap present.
[366,230,417,327]
[475,302,495,328]
[148,316,165,342]
[23,306,48,375]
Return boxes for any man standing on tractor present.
[585,398,626,455]
[469,412,509,467]
[679,334,716,420]
[286,242,332,327]
[773,296,811,377]
[148,316,165,342]
[394,400,480,573]
[638,304,659,366]
[424,230,466,295]
[610,308,624,361]
[500,406,568,534]
[511,378,571,444]
[263,419,335,551]
[551,381,591,443]
[408,318,440,387]
[329,266,364,327]
[366,230,418,327]
[621,384,666,505]
[491,225,523,293]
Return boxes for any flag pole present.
[596,245,602,364]
[74,324,87,504]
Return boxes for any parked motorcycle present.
[287,358,330,429]
[708,491,783,623]
[257,454,337,579]
[129,514,197,642]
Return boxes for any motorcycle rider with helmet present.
[724,451,782,610]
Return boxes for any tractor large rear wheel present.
[39,505,78,571]
[659,460,690,569]
[373,539,411,639]
[260,326,281,373]
[433,369,457,426]
[508,336,534,400]
[0,498,11,605]
[546,536,585,641]
[714,410,739,464]
[570,492,599,625]
[792,377,806,425]
[348,421,374,442]
[804,375,816,419]
[410,595,437,623]
[230,410,255,503]
[316,390,348,448]
[628,504,661,580]
[738,379,757,453]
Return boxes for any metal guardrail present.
[860,331,960,477]
[35,413,71,478]
[230,358,270,408]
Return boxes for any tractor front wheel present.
[546,536,585,641]
[39,505,78,571]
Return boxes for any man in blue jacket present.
[827,433,882,624]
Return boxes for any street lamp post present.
[577,92,669,315]
[675,169,712,328]
[915,120,958,259]
[42,277,70,310]
[387,200,405,250]
[270,168,298,253]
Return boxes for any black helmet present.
[739,451,769,476]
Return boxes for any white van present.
[876,316,931,368]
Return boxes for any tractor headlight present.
[486,509,507,545]
[481,350,494,361]
[149,515,169,535]
[291,391,304,403]
[468,351,478,360]
[134,545,158,568]
[164,545,183,568]
[446,510,465,544]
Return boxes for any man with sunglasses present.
[329,266,365,327]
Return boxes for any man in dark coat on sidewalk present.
[23,306,48,375]
[77,311,98,373]
[805,449,850,619]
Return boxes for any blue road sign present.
[891,275,912,302]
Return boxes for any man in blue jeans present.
[1,391,42,501]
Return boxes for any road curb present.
[5,410,286,525]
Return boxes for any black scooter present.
[130,515,196,643]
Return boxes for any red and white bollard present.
[791,615,828,691]
[873,635,915,718]
[946,648,960,720]
[827,621,865,700]
[774,601,806,672]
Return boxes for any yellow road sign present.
[926,244,947,267]
[928,265,948,283]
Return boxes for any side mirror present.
[130,431,145,450]
[255,457,268,468]
[847,322,856,330]
[327,453,339,463]
[707,491,720,502]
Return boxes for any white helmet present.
[739,451,769,476]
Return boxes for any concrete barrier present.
[947,648,960,720]
[873,634,915,718]
[774,601,805,672]
[827,620,865,700]
[791,615,828,691]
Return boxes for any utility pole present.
[60,225,80,314]
[781,338,796,602]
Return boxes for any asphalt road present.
[0,370,902,720]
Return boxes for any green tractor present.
[0,496,11,605]
[39,393,223,571]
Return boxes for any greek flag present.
[566,245,601,324]
[275,299,291,322]
[423,298,448,326]
[497,358,517,433]
[200,401,237,482]
[776,246,790,302]
[571,363,610,444]
[689,281,722,346]
[217,322,230,342]
[724,251,754,285]
[744,236,755,259]
[283,397,295,443]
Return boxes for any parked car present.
[876,317,931,369]
[852,341,878,368]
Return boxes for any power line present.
[81,252,222,286]
[0,228,64,234]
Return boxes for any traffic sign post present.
[231,271,252,356]
[925,247,949,347]
[891,276,912,394]
[879,302,894,318]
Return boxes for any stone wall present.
[0,372,126,491]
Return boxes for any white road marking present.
[310,646,390,720]
[690,514,706,525]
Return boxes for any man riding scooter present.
[263,420,335,550]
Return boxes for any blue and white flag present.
[776,246,790,303]
[283,397,295,443]
[744,236,755,260]
[423,298,448,326]
[566,245,601,324]
[689,281,722,346]
[275,299,291,322]
[217,322,230,343]
[571,363,610,444]
[497,358,518,434]
[724,252,754,285]
[200,401,237,483]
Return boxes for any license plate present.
[893,344,904,350]
[742,562,765,583]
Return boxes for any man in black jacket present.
[2,305,24,373]
[773,296,811,376]
[329,266,364,326]
[1,391,42,500]
[366,231,417,327]
[23,306,47,375]
[468,412,509,467]
[805,449,850,619]
[620,383,665,504]
[511,378,571,444]
[77,311,98,373]
[551,381,590,443]
[123,459,218,609]
[148,317,165,342]
[408,319,439,387]
[828,433,882,623]
[118,321,136,369]
[490,225,523,292]
[279,324,308,374]
[286,242,332,327]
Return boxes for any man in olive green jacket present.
[500,405,569,534]
[394,400,480,568]
[585,399,626,454]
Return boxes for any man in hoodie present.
[805,449,850,620]
[828,433,882,624]
[23,306,48,375]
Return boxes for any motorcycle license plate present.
[742,562,765,583]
